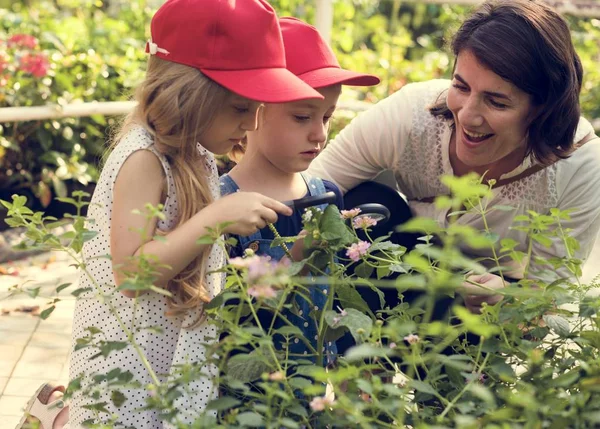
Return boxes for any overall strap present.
[301,173,328,210]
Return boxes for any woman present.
[308,0,600,313]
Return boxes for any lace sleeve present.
[528,136,600,282]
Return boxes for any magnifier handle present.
[283,191,337,210]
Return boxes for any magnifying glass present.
[351,203,391,225]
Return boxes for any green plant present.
[0,1,150,210]
[3,172,600,428]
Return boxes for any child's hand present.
[290,230,308,262]
[208,192,293,236]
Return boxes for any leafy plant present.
[3,173,600,428]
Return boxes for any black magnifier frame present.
[281,193,391,226]
[351,203,391,225]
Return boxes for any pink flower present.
[8,34,38,49]
[352,216,378,229]
[340,208,361,219]
[268,371,285,381]
[19,53,49,77]
[346,240,371,262]
[248,256,274,281]
[247,284,277,299]
[404,334,420,345]
[389,342,397,349]
[309,395,335,412]
[229,255,260,269]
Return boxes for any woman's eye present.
[452,83,468,92]
[234,106,249,113]
[294,115,310,122]
[323,115,332,123]
[489,99,508,109]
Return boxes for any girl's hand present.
[460,273,506,314]
[207,192,293,236]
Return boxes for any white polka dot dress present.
[68,127,225,428]
[164,142,226,426]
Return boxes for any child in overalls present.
[220,17,379,366]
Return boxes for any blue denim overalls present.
[219,173,337,366]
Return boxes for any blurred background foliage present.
[0,0,599,217]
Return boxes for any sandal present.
[16,382,66,429]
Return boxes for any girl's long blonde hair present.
[111,56,231,315]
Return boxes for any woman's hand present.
[460,273,507,314]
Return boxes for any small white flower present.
[302,209,313,222]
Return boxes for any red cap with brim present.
[202,68,323,103]
[148,0,323,103]
[296,66,381,89]
[280,17,380,89]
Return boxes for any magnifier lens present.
[356,213,386,222]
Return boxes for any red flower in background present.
[19,53,49,77]
[7,34,38,49]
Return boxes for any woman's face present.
[447,50,537,173]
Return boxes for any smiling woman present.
[308,0,600,311]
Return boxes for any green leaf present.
[275,326,303,337]
[27,287,41,299]
[280,418,300,428]
[226,350,275,383]
[550,370,580,388]
[40,306,56,320]
[344,344,391,362]
[71,287,92,297]
[56,283,71,294]
[397,217,441,234]
[111,390,126,408]
[92,341,128,359]
[319,205,355,246]
[469,383,496,406]
[403,252,432,273]
[543,314,571,337]
[335,284,371,313]
[206,396,241,411]
[490,361,516,379]
[288,377,312,390]
[354,261,374,278]
[454,306,499,337]
[411,380,438,396]
[197,235,216,244]
[286,403,308,418]
[236,411,264,427]
[324,308,372,343]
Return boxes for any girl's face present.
[447,50,537,173]
[200,95,262,155]
[247,84,341,173]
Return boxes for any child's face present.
[200,95,262,155]
[250,84,341,173]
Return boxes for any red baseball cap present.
[146,0,323,103]
[280,17,380,88]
